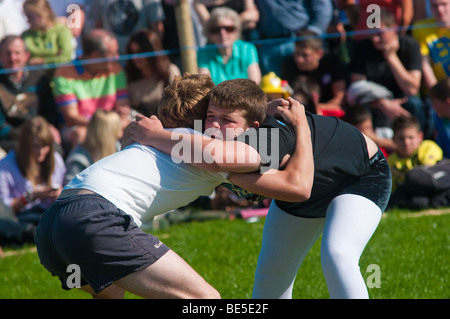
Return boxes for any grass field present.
[0,208,448,299]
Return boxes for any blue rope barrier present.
[0,21,446,75]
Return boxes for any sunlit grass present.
[0,208,448,299]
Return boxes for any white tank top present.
[65,141,228,228]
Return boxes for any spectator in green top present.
[21,0,74,66]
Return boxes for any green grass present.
[0,208,448,299]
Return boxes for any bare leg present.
[114,249,220,299]
[80,284,125,299]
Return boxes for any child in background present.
[22,0,74,65]
[342,105,397,157]
[0,116,66,226]
[260,72,319,115]
[63,110,122,186]
[388,115,443,192]
[280,29,346,116]
[429,78,450,158]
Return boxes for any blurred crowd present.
[0,0,450,250]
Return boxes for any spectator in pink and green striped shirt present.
[52,29,131,150]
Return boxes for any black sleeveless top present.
[224,113,371,218]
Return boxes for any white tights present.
[252,194,382,299]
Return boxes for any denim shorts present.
[35,194,170,294]
[339,148,392,212]
[277,149,392,218]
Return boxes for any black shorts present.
[35,194,170,294]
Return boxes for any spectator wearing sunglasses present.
[197,7,261,85]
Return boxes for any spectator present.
[291,77,318,114]
[255,0,333,75]
[88,0,166,55]
[336,0,414,36]
[63,109,122,186]
[125,28,180,117]
[429,77,450,158]
[197,6,261,84]
[349,8,431,138]
[0,116,66,226]
[388,115,443,192]
[52,29,131,150]
[210,184,260,213]
[326,1,352,66]
[412,0,450,89]
[281,29,347,116]
[0,35,60,153]
[193,0,259,41]
[342,104,397,157]
[21,0,74,66]
[0,197,36,248]
[387,115,445,208]
[1,145,35,250]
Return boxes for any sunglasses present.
[210,25,237,34]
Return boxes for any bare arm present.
[382,38,422,96]
[370,97,410,119]
[241,0,259,30]
[193,0,211,27]
[115,97,132,129]
[122,115,261,173]
[421,55,438,89]
[399,0,413,33]
[350,73,411,119]
[60,102,89,127]
[247,62,262,84]
[229,98,314,202]
[317,80,346,111]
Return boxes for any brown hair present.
[393,115,421,135]
[379,7,397,28]
[23,0,56,22]
[157,73,215,128]
[209,78,267,125]
[125,28,171,83]
[0,35,26,53]
[429,77,450,101]
[16,116,55,187]
[342,105,372,126]
[294,29,323,51]
[82,29,116,56]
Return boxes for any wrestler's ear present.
[251,121,260,129]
